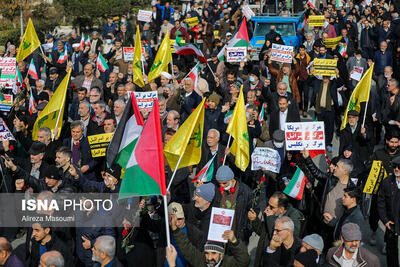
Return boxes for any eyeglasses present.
[273,228,287,233]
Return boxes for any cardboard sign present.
[271,44,293,63]
[185,17,199,27]
[42,43,54,53]
[363,161,387,194]
[308,15,325,27]
[0,58,16,88]
[226,47,247,62]
[251,147,281,173]
[123,47,145,61]
[138,10,152,22]
[134,91,158,112]
[207,208,235,243]
[88,133,114,157]
[242,4,255,19]
[325,36,343,48]
[285,122,325,150]
[0,94,13,112]
[0,118,14,141]
[313,58,337,76]
[350,66,363,81]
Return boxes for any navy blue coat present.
[181,90,202,122]
[373,50,392,75]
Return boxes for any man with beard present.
[91,236,123,267]
[368,130,400,246]
[326,223,380,266]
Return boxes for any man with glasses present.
[262,216,302,266]
[378,156,400,267]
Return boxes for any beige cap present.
[168,202,185,219]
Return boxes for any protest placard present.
[325,36,343,48]
[123,47,145,61]
[0,58,16,88]
[42,43,54,53]
[308,15,325,27]
[88,133,114,157]
[185,17,199,27]
[251,147,281,173]
[0,118,14,141]
[313,58,337,76]
[137,10,152,22]
[208,208,235,243]
[350,66,363,81]
[0,94,13,112]
[226,47,247,62]
[134,91,158,112]
[271,44,293,63]
[285,122,325,150]
[363,161,387,194]
[242,4,255,19]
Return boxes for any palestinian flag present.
[187,63,200,89]
[174,43,207,63]
[118,98,167,199]
[283,167,308,200]
[217,18,250,61]
[28,58,39,81]
[224,110,233,124]
[96,53,109,72]
[258,104,265,126]
[57,46,68,63]
[28,88,36,115]
[192,154,216,183]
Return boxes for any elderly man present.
[214,166,253,242]
[262,216,302,266]
[73,63,103,91]
[0,237,24,267]
[267,82,297,114]
[87,101,108,135]
[113,98,125,126]
[181,77,202,121]
[184,183,215,237]
[374,41,393,75]
[69,87,88,121]
[300,234,324,261]
[165,110,180,131]
[91,236,123,267]
[326,223,380,266]
[79,100,91,135]
[197,129,230,181]
[39,250,65,267]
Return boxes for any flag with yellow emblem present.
[340,63,373,130]
[32,69,71,140]
[163,98,205,171]
[16,18,41,62]
[133,25,144,87]
[226,86,250,171]
[147,31,172,82]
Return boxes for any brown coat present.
[268,62,301,103]
[326,245,381,267]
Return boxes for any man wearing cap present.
[170,213,250,267]
[184,183,215,237]
[181,77,202,122]
[74,63,103,92]
[326,223,380,266]
[213,166,253,242]
[45,67,63,92]
[14,141,49,180]
[378,155,400,266]
[346,49,368,87]
[300,234,324,263]
[339,109,372,162]
[102,17,117,39]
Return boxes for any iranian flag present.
[174,43,207,63]
[224,110,233,124]
[28,58,39,81]
[217,18,250,61]
[339,45,346,57]
[96,53,109,72]
[85,35,91,46]
[28,88,36,115]
[192,154,216,183]
[13,66,23,94]
[118,98,167,199]
[187,63,200,89]
[283,167,308,200]
[79,33,85,49]
[258,104,265,126]
[57,46,68,63]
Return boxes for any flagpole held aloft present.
[223,133,232,165]
[166,153,184,191]
[162,194,171,248]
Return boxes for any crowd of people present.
[0,0,400,266]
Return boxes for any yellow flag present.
[133,25,144,87]
[340,63,374,130]
[148,31,172,82]
[226,86,250,171]
[16,18,41,62]
[164,98,205,170]
[32,69,71,140]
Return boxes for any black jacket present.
[378,175,400,235]
[15,159,49,180]
[339,123,372,162]
[269,106,300,138]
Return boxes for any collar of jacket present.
[296,53,311,64]
[332,245,367,267]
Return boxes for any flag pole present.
[166,154,184,191]
[223,133,232,165]
[52,101,63,141]
[162,194,171,248]
[206,62,217,80]
[361,93,370,128]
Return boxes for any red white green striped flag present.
[28,58,39,81]
[192,154,216,183]
[187,63,199,89]
[339,45,346,57]
[85,35,91,46]
[283,167,307,200]
[258,104,265,126]
[29,88,36,115]
[174,43,207,63]
[96,53,109,72]
[57,46,68,63]
[224,110,233,124]
[79,34,85,50]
